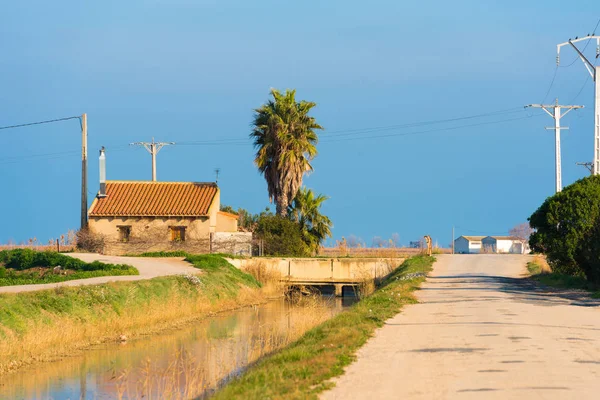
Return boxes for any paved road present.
[323,254,600,400]
[0,253,199,294]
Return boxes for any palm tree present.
[251,89,323,216]
[288,187,332,253]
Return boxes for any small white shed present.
[454,236,485,254]
[481,236,527,254]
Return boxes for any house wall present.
[211,232,253,256]
[216,212,238,232]
[89,216,211,255]
[481,237,496,253]
[454,237,470,254]
[468,241,482,254]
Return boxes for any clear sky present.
[1,1,599,247]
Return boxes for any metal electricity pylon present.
[557,35,600,173]
[526,99,583,193]
[130,138,175,181]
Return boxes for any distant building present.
[454,236,485,254]
[454,235,529,254]
[481,236,528,254]
[87,150,251,255]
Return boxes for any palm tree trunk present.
[276,192,289,217]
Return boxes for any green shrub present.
[529,175,600,283]
[255,214,310,256]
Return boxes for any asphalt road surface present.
[0,253,198,294]
[322,254,600,400]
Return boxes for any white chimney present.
[99,147,107,198]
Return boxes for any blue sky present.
[1,1,599,247]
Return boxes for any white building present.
[454,236,485,254]
[481,236,528,254]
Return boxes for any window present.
[118,226,131,242]
[170,226,186,242]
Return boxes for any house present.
[481,236,528,254]
[87,149,252,255]
[454,236,485,254]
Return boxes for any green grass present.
[184,254,261,298]
[0,249,138,287]
[527,261,600,299]
[213,256,435,400]
[0,254,260,338]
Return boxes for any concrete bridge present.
[227,257,406,296]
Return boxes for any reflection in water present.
[1,296,354,399]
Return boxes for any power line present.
[0,146,129,165]
[0,116,81,131]
[176,106,527,146]
[319,113,543,143]
[540,66,558,104]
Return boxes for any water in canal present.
[0,296,356,399]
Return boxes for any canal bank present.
[213,256,435,399]
[0,254,277,376]
[1,297,354,399]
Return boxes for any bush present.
[529,175,600,283]
[255,214,310,257]
[76,227,105,253]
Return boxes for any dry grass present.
[319,246,450,258]
[0,230,77,253]
[108,299,335,399]
[0,256,283,376]
[241,260,283,297]
[532,255,552,273]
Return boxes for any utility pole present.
[80,113,88,230]
[130,138,175,181]
[452,226,455,255]
[557,35,600,173]
[526,99,583,193]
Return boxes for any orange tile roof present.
[89,181,218,217]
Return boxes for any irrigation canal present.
[0,296,356,399]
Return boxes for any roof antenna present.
[215,168,220,184]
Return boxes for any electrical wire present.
[540,65,558,104]
[558,18,600,68]
[319,113,543,143]
[0,146,129,165]
[0,107,542,164]
[176,106,527,146]
[0,116,81,131]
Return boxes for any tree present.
[509,222,533,241]
[254,213,310,256]
[372,236,386,248]
[288,187,333,254]
[529,175,600,282]
[251,89,323,216]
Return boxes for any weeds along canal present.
[0,295,357,400]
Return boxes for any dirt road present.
[322,254,600,399]
[0,253,198,294]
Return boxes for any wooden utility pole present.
[452,226,455,254]
[80,113,88,230]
